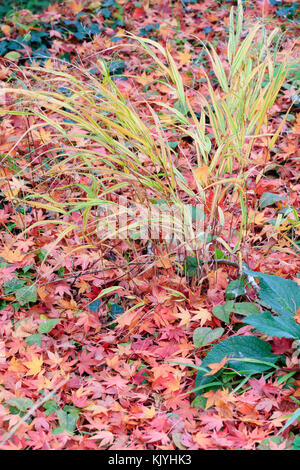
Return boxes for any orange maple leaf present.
[193,431,211,449]
[69,0,84,15]
[204,356,229,376]
[8,357,26,374]
[156,252,175,269]
[0,246,26,263]
[1,24,11,36]
[193,165,209,187]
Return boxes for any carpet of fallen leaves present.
[0,0,299,450]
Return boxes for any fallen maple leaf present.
[193,431,212,449]
[193,165,209,187]
[24,355,43,376]
[0,246,26,263]
[204,356,229,376]
[69,0,84,15]
[1,25,11,36]
[177,48,192,67]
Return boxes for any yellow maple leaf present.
[177,48,192,67]
[86,403,109,415]
[33,128,52,143]
[24,355,43,376]
[190,307,211,326]
[176,307,191,327]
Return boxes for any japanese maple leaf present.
[193,165,209,186]
[175,307,191,327]
[71,387,90,408]
[200,413,224,431]
[102,375,129,391]
[15,238,35,253]
[190,307,211,325]
[55,284,72,296]
[193,431,212,449]
[143,430,169,445]
[0,265,15,283]
[24,355,43,376]
[133,6,145,18]
[0,246,26,263]
[77,349,98,375]
[204,356,229,376]
[49,29,62,39]
[8,357,27,374]
[92,431,114,447]
[176,48,192,67]
[69,0,84,15]
[204,389,236,419]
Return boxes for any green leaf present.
[242,266,300,316]
[54,409,77,435]
[233,302,260,316]
[226,278,246,300]
[245,311,300,339]
[184,256,199,277]
[259,192,284,209]
[191,205,205,222]
[4,51,21,61]
[195,336,280,394]
[38,319,61,335]
[277,408,300,436]
[292,436,300,450]
[43,400,59,417]
[25,334,43,347]
[191,395,207,410]
[7,397,34,411]
[212,300,234,323]
[257,436,288,450]
[193,327,224,347]
[15,285,37,305]
[3,277,26,294]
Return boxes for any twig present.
[38,261,152,286]
[0,378,68,448]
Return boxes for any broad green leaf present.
[15,285,37,306]
[292,436,300,450]
[54,409,77,435]
[233,302,261,316]
[3,277,26,294]
[25,334,43,347]
[7,397,34,411]
[212,301,234,324]
[4,51,21,61]
[259,192,284,209]
[193,327,224,348]
[43,400,59,417]
[38,319,61,335]
[242,266,300,316]
[245,311,300,339]
[226,279,246,300]
[195,336,280,394]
